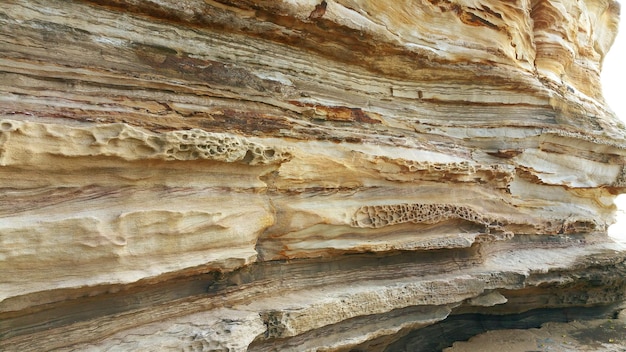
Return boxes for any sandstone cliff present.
[1,0,626,351]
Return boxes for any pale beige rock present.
[445,319,626,352]
[466,290,508,307]
[0,0,625,351]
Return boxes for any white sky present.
[602,8,626,240]
[602,6,626,124]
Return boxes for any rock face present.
[1,0,625,351]
[445,316,626,351]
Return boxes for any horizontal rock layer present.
[444,316,626,352]
[0,0,625,351]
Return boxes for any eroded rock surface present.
[0,0,625,351]
[445,316,626,352]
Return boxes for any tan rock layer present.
[0,0,625,350]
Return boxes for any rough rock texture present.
[1,0,625,351]
[445,314,626,351]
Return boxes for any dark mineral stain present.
[309,1,327,20]
[570,320,626,348]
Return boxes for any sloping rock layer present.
[1,0,625,351]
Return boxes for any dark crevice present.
[382,305,622,352]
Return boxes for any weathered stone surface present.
[445,317,626,351]
[0,0,625,350]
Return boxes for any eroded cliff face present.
[1,0,625,351]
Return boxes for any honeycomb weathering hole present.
[352,203,498,229]
[1,121,14,131]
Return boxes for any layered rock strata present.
[445,315,626,351]
[0,0,625,350]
